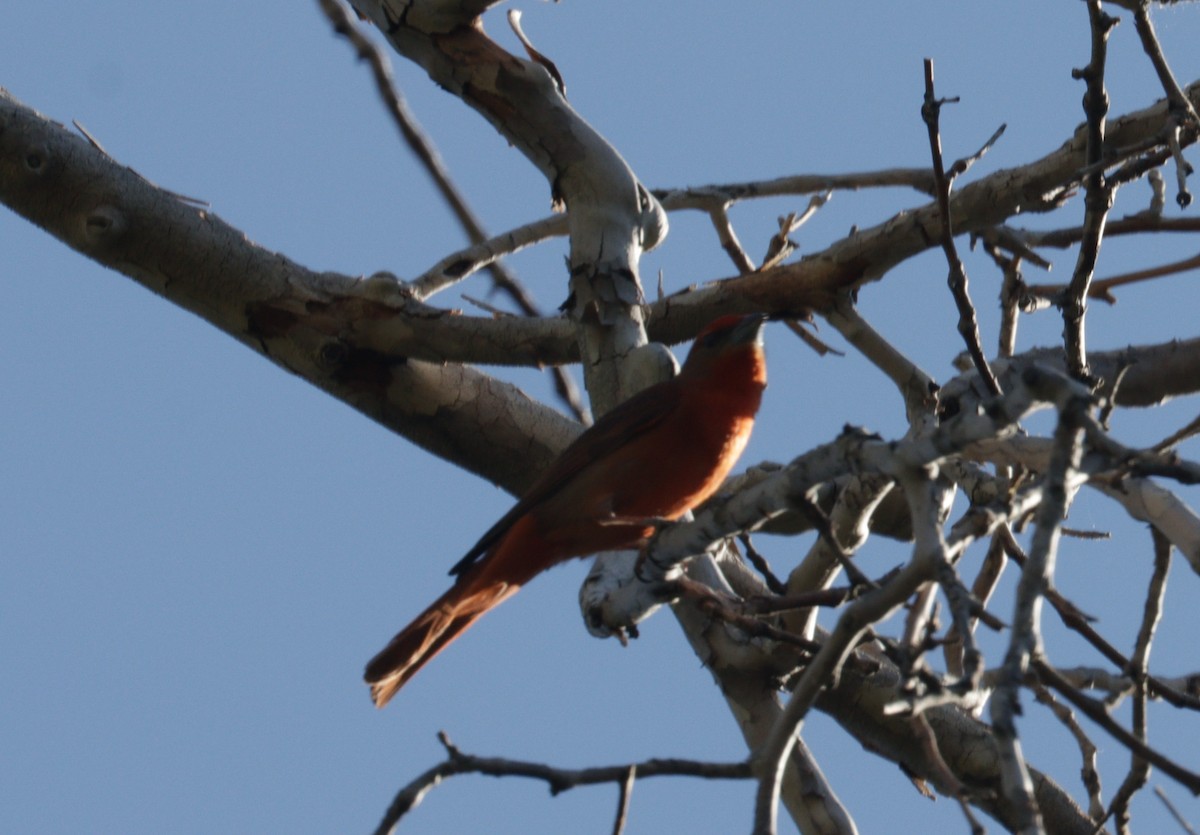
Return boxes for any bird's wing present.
[448,381,682,576]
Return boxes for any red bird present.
[365,313,768,706]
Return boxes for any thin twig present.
[782,317,844,358]
[1166,120,1195,209]
[373,732,753,835]
[1026,250,1200,305]
[1034,659,1200,794]
[708,203,756,274]
[921,58,1001,397]
[461,294,514,317]
[1079,410,1200,484]
[1063,2,1118,383]
[997,528,1200,711]
[654,131,1007,207]
[612,765,636,835]
[822,295,938,425]
[949,122,1007,178]
[1122,0,1200,126]
[1030,681,1105,819]
[72,119,209,206]
[1153,413,1200,453]
[992,248,1025,358]
[1154,786,1199,835]
[317,0,589,421]
[665,577,824,656]
[945,532,1007,677]
[410,214,569,298]
[911,713,966,798]
[738,533,788,595]
[935,557,995,691]
[1106,528,1171,830]
[792,494,877,590]
[760,212,799,272]
[1009,211,1200,251]
[760,193,831,271]
[1119,0,1200,206]
[742,587,855,616]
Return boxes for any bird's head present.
[680,313,768,387]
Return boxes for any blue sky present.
[3,2,1199,833]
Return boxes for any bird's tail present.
[364,570,520,707]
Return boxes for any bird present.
[364,313,768,706]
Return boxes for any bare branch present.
[409,214,569,300]
[318,0,589,420]
[945,532,1008,677]
[823,295,939,426]
[752,465,958,835]
[641,365,1095,592]
[1154,413,1200,454]
[1062,2,1118,383]
[1007,212,1200,251]
[995,527,1200,711]
[1154,785,1199,835]
[1034,660,1200,794]
[708,203,757,274]
[990,389,1088,832]
[612,765,635,835]
[1025,249,1200,305]
[921,58,1001,396]
[653,129,1007,208]
[1106,528,1171,831]
[373,732,754,835]
[1113,0,1200,205]
[7,6,1200,834]
[760,195,831,271]
[1031,681,1106,820]
[738,533,788,595]
[8,83,1200,377]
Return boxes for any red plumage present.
[365,314,767,706]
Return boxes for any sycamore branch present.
[374,731,753,835]
[5,80,1200,372]
[5,36,1200,835]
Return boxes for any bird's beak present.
[731,313,767,347]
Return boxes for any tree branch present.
[921,58,1001,396]
[373,731,753,835]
